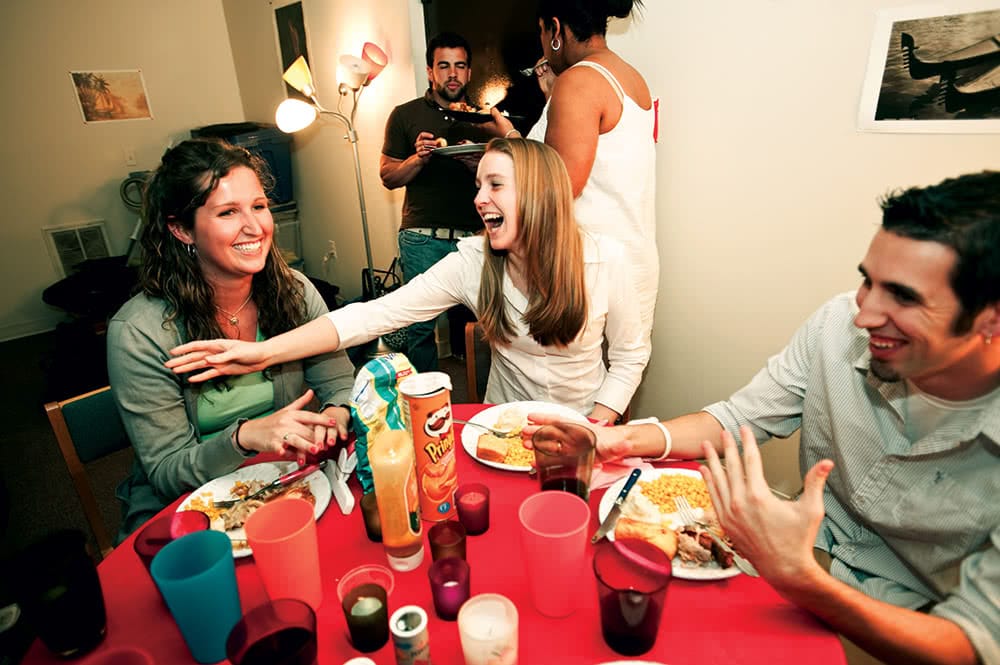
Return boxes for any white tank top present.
[528,60,659,335]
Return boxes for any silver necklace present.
[216,293,253,326]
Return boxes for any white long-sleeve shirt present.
[327,233,650,415]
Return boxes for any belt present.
[405,227,480,240]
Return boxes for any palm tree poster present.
[857,1,1000,132]
[70,69,153,124]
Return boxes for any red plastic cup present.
[455,484,490,535]
[517,491,590,617]
[244,498,321,611]
[133,512,210,571]
[225,598,318,665]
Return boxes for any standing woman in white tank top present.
[493,0,658,343]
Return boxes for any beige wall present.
[223,0,420,304]
[0,0,244,341]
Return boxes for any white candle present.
[457,594,518,665]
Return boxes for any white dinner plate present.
[598,468,741,581]
[177,461,331,559]
[459,401,588,472]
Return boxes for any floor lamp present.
[275,44,388,300]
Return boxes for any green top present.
[196,329,273,436]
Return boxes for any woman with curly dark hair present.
[107,138,354,539]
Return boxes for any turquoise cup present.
[150,530,241,663]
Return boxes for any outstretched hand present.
[520,412,632,462]
[699,425,833,584]
[166,338,271,382]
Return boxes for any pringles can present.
[389,605,431,665]
[398,372,458,521]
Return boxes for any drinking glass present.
[593,538,672,656]
[359,492,382,542]
[531,422,596,501]
[133,511,209,571]
[517,491,590,617]
[226,599,318,665]
[243,497,322,611]
[336,564,394,653]
[10,529,107,658]
[150,530,242,664]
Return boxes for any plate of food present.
[439,103,523,124]
[460,401,588,472]
[177,461,331,558]
[598,468,742,581]
[431,142,487,157]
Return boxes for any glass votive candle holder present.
[455,483,490,535]
[457,594,518,665]
[359,492,382,542]
[134,511,210,571]
[427,520,466,561]
[335,564,394,653]
[427,556,471,621]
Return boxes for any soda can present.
[399,373,458,521]
[389,605,431,665]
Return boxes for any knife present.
[213,460,327,508]
[591,468,642,543]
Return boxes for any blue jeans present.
[398,230,471,372]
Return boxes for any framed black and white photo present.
[858,0,1000,132]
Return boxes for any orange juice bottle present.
[369,429,424,571]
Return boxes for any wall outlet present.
[124,147,137,166]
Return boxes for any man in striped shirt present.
[531,171,999,664]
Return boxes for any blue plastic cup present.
[150,530,241,663]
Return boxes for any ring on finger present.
[282,433,290,442]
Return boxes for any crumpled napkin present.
[589,456,654,491]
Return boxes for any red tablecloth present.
[24,404,846,664]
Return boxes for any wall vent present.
[43,220,111,277]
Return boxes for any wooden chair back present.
[44,386,130,558]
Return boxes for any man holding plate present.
[527,172,1000,665]
[379,31,492,372]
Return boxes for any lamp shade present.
[275,98,318,133]
[282,56,316,97]
[361,42,388,84]
[337,55,371,91]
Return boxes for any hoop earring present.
[185,243,197,257]
[551,36,561,52]
[986,332,994,346]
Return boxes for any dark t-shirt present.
[382,91,493,232]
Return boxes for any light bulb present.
[275,98,318,133]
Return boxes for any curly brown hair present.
[138,137,306,342]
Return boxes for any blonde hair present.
[477,138,587,347]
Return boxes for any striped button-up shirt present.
[704,292,999,663]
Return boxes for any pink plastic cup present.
[244,498,321,611]
[80,646,153,665]
[517,491,591,617]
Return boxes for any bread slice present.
[476,433,510,463]
[614,517,679,560]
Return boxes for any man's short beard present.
[869,359,901,383]
[437,83,465,103]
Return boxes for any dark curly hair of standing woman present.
[138,137,306,343]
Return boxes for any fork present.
[452,419,517,438]
[519,59,548,76]
[674,496,759,577]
